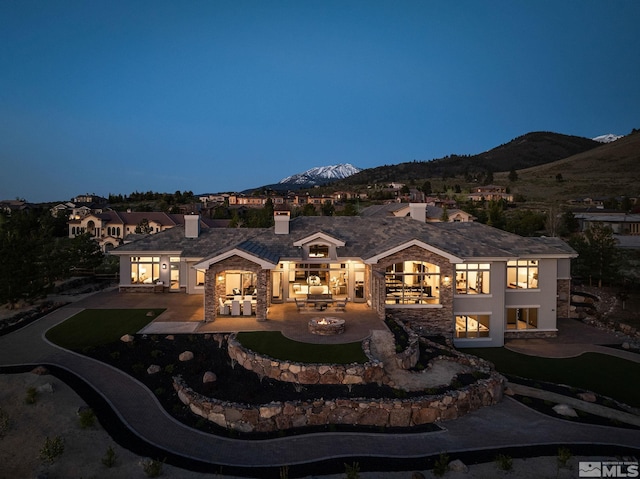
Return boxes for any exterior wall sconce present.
[162,264,167,270]
[217,275,224,282]
[443,275,451,285]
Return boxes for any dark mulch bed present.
[506,375,640,430]
[82,333,450,439]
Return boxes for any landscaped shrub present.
[344,461,360,479]
[557,446,572,468]
[433,453,450,477]
[101,445,118,468]
[25,387,38,404]
[495,453,513,471]
[39,436,65,464]
[78,407,96,429]
[141,458,164,477]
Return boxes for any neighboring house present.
[573,210,640,236]
[360,203,474,223]
[468,185,514,203]
[0,200,33,214]
[69,211,226,252]
[110,206,576,348]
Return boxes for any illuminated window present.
[385,261,440,305]
[130,256,160,284]
[506,308,538,330]
[507,260,538,289]
[455,264,490,294]
[309,244,329,258]
[455,315,490,338]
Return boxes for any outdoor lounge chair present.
[294,298,306,312]
[219,297,230,315]
[333,299,348,311]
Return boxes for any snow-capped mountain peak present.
[592,133,623,143]
[279,163,361,185]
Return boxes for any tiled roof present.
[111,215,576,263]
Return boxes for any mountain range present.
[279,164,361,186]
[255,130,635,201]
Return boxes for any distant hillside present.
[338,131,599,185]
[497,131,640,202]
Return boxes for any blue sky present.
[1,1,638,203]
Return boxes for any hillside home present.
[468,185,514,203]
[69,211,222,252]
[360,203,474,223]
[110,206,576,347]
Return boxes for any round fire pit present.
[308,316,345,335]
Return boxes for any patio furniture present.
[333,299,348,311]
[294,298,306,312]
[242,299,252,316]
[219,297,230,315]
[231,300,241,316]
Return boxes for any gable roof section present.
[293,231,346,248]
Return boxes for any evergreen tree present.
[569,222,619,287]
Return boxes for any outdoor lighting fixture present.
[443,276,451,285]
[162,264,167,270]
[218,275,224,282]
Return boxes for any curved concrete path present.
[506,318,640,363]
[1,304,639,472]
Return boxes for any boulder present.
[120,334,135,343]
[449,459,468,473]
[203,371,217,384]
[146,310,156,317]
[165,335,174,341]
[552,404,578,417]
[36,382,55,393]
[179,351,194,362]
[147,365,161,375]
[578,392,597,403]
[30,366,49,376]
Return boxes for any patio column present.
[204,268,216,322]
[255,270,269,321]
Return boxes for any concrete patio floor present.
[71,288,387,344]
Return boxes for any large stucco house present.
[110,205,577,348]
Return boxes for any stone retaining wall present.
[173,373,504,433]
[389,318,420,370]
[227,334,386,386]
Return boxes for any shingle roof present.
[111,216,576,262]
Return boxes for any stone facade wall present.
[371,245,454,338]
[204,255,268,322]
[227,335,386,385]
[557,278,571,318]
[173,373,504,434]
[504,330,557,339]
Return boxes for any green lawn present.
[465,347,640,408]
[46,309,164,350]
[236,331,368,364]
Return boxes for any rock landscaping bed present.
[81,332,500,439]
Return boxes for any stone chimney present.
[409,203,427,222]
[274,210,291,235]
[184,214,200,238]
